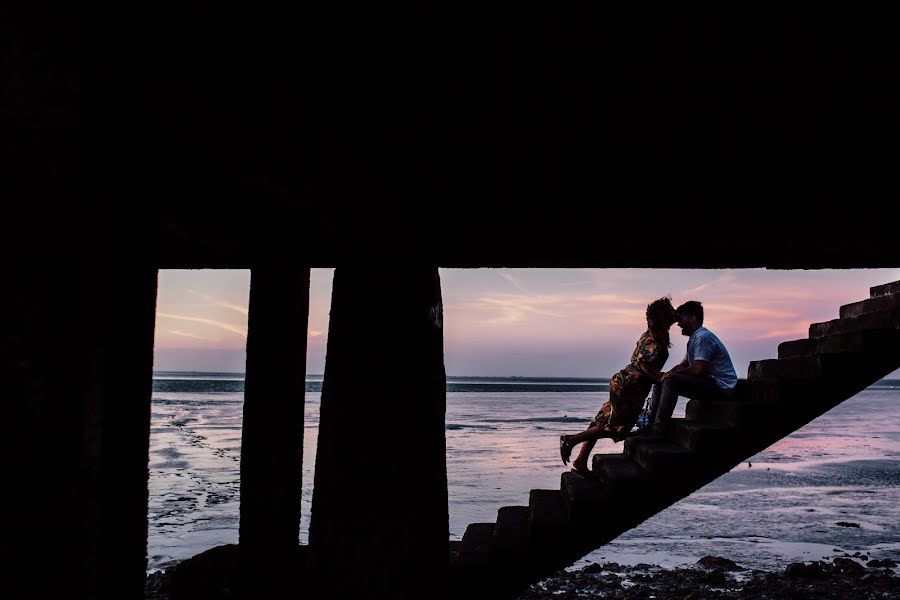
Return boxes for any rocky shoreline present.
[518,555,899,600]
[145,553,899,599]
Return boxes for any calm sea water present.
[147,373,900,573]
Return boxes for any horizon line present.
[150,369,900,383]
[152,370,609,380]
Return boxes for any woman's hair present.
[646,296,675,348]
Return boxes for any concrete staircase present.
[448,279,900,599]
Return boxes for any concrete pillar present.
[239,267,310,589]
[2,265,158,600]
[96,267,160,599]
[309,267,447,600]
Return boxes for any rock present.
[520,557,900,600]
[833,557,866,575]
[836,521,861,528]
[696,556,744,572]
[145,570,172,600]
[169,544,240,599]
[582,563,603,574]
[785,562,829,579]
[698,569,728,584]
[868,559,898,568]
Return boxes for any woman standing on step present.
[560,296,678,475]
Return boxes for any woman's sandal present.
[559,435,573,466]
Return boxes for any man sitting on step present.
[644,300,737,435]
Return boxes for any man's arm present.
[661,357,689,380]
[660,358,710,381]
[663,335,714,380]
[670,357,689,372]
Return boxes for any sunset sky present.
[152,268,900,378]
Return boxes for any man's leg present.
[645,383,662,431]
[650,377,680,434]
[651,373,722,434]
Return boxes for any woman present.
[560,296,678,475]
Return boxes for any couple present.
[559,297,737,476]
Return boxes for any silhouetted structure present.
[3,4,900,600]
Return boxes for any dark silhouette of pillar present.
[95,267,160,600]
[239,266,310,591]
[309,267,447,600]
[3,264,158,600]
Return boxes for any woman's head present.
[646,296,677,331]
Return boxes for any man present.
[645,300,737,434]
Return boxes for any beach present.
[147,374,900,592]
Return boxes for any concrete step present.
[748,352,881,380]
[528,489,568,542]
[560,471,610,525]
[809,308,900,338]
[748,356,825,379]
[750,377,835,404]
[685,399,756,426]
[458,523,496,565]
[840,293,900,319]
[494,506,530,556]
[591,453,650,496]
[871,280,900,298]
[747,378,785,404]
[777,338,818,359]
[449,540,461,562]
[734,378,752,402]
[670,419,734,452]
[623,437,696,474]
[779,329,900,359]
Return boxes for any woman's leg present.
[571,439,595,472]
[567,424,613,445]
[561,424,614,466]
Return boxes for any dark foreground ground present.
[145,554,899,599]
[517,555,899,600]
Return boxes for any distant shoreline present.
[151,371,900,386]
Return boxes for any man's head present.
[676,300,704,337]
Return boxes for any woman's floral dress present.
[590,329,668,442]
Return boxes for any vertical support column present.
[96,266,160,600]
[2,264,158,600]
[239,266,310,589]
[309,267,447,600]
